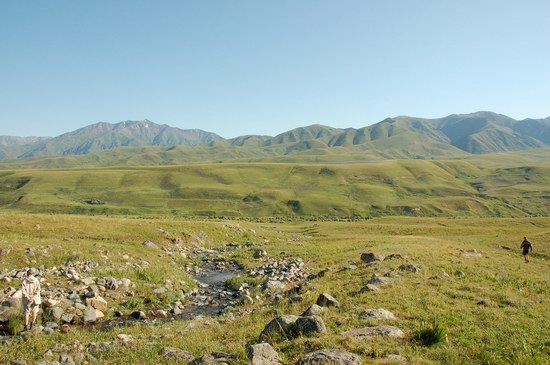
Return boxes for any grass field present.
[1,213,549,364]
[1,153,549,218]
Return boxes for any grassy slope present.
[1,151,549,217]
[0,214,549,364]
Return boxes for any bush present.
[413,320,448,346]
[287,200,302,213]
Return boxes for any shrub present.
[287,200,302,213]
[413,320,448,346]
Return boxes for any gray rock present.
[260,315,299,340]
[162,347,194,362]
[82,306,97,323]
[294,316,326,336]
[462,250,482,258]
[367,275,393,287]
[0,297,22,322]
[49,307,65,321]
[297,349,362,365]
[316,293,340,308]
[398,264,421,273]
[143,240,159,249]
[246,343,283,365]
[341,325,405,339]
[301,304,326,317]
[190,352,236,365]
[384,254,404,260]
[359,309,396,320]
[360,284,381,292]
[360,253,384,263]
[61,313,75,324]
[253,249,267,259]
[376,354,407,364]
[105,277,118,290]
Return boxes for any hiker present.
[520,237,533,263]
[21,268,41,330]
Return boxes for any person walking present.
[520,237,533,263]
[21,268,41,330]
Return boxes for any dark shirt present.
[520,240,532,253]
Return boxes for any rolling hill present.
[1,112,549,163]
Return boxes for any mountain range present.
[1,112,550,162]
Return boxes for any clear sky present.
[1,1,549,138]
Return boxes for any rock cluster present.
[249,257,309,286]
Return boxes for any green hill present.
[1,150,549,217]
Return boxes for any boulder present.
[162,347,194,362]
[0,297,22,322]
[246,343,282,365]
[301,304,326,317]
[297,349,362,365]
[294,316,326,336]
[260,315,299,340]
[341,326,405,339]
[360,253,384,263]
[359,309,396,320]
[316,293,340,308]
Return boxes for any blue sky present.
[1,1,549,138]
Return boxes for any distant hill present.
[12,120,223,159]
[1,112,549,162]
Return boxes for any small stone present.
[153,309,168,318]
[301,304,326,317]
[162,347,194,361]
[297,349,362,365]
[361,284,381,292]
[316,293,340,308]
[398,264,421,273]
[367,275,393,287]
[82,306,97,322]
[361,252,385,263]
[143,240,159,249]
[359,309,396,320]
[246,342,282,365]
[116,334,133,345]
[341,325,405,339]
[86,296,108,311]
[131,311,147,320]
[253,248,267,259]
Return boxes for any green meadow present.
[0,214,549,364]
[0,150,549,364]
[1,150,550,218]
